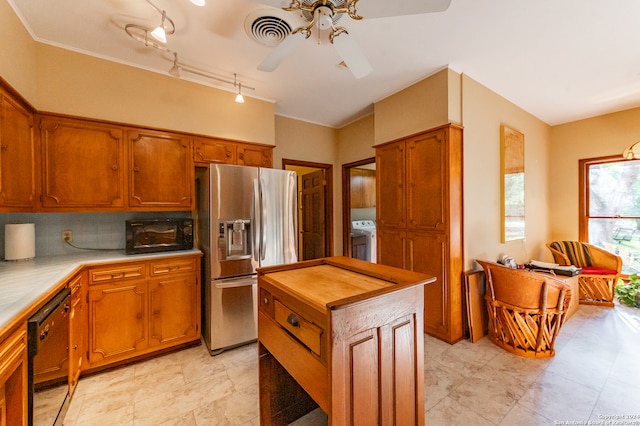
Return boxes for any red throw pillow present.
[581,266,617,275]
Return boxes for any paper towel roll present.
[4,223,35,261]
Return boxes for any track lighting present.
[150,10,168,43]
[125,0,174,47]
[125,0,254,103]
[169,52,180,77]
[235,84,245,104]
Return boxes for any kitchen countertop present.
[0,249,202,334]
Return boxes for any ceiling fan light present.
[190,0,206,6]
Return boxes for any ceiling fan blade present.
[258,31,307,72]
[332,32,373,79]
[355,0,452,19]
[250,0,291,8]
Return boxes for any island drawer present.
[274,300,322,356]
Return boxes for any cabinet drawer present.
[149,257,197,276]
[88,264,146,284]
[68,273,83,295]
[274,300,322,356]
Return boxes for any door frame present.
[342,157,376,258]
[282,158,334,257]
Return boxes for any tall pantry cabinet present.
[376,124,464,344]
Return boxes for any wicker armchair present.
[546,241,622,307]
[477,260,570,358]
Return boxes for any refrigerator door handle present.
[252,178,260,262]
[213,276,257,289]
[259,178,267,261]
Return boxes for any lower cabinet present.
[68,272,86,395]
[0,326,28,426]
[87,255,201,369]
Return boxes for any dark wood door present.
[301,170,326,260]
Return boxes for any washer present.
[351,220,377,263]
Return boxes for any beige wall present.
[373,68,460,145]
[34,45,276,144]
[0,0,37,102]
[0,2,275,144]
[461,74,552,268]
[273,116,340,254]
[336,114,376,255]
[549,107,640,241]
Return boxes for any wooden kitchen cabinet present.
[68,272,86,395]
[0,325,28,426]
[193,137,236,165]
[40,115,126,210]
[88,277,148,367]
[86,255,201,369]
[376,124,464,344]
[257,257,434,425]
[350,168,376,208]
[148,258,200,347]
[237,142,273,167]
[128,129,193,210]
[0,87,36,211]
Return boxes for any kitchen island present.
[257,256,435,425]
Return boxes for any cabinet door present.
[406,129,447,231]
[237,143,273,168]
[376,142,406,228]
[193,137,236,165]
[350,169,376,209]
[68,273,86,395]
[408,232,450,339]
[0,90,35,210]
[377,228,406,269]
[148,274,200,347]
[88,281,147,366]
[0,326,28,426]
[129,130,193,209]
[40,117,125,209]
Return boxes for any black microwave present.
[125,219,193,254]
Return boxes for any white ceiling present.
[8,0,640,128]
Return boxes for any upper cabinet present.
[193,137,273,168]
[0,87,36,211]
[350,168,376,209]
[193,137,236,165]
[237,142,273,168]
[40,116,126,210]
[128,130,193,210]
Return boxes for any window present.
[580,156,640,274]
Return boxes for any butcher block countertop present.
[0,249,202,338]
[259,256,436,312]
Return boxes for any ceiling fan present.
[255,0,452,78]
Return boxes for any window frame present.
[579,154,640,276]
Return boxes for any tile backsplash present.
[0,211,191,260]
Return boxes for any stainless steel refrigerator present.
[196,164,298,355]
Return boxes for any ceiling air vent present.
[245,11,292,47]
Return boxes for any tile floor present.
[61,302,640,425]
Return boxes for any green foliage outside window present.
[615,274,640,307]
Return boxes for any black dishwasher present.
[28,288,71,426]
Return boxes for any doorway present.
[283,159,333,261]
[342,157,376,260]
